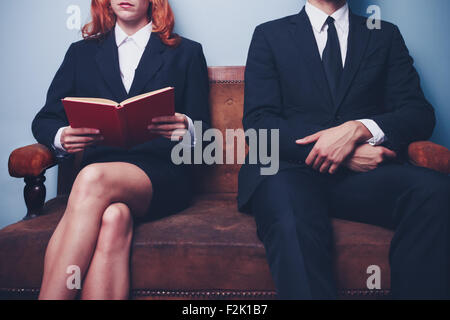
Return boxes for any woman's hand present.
[344,144,397,173]
[148,113,189,141]
[60,126,104,154]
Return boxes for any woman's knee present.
[101,203,133,236]
[70,164,110,200]
[96,203,133,254]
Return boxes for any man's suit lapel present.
[334,12,371,111]
[95,31,128,102]
[290,9,334,109]
[128,33,166,98]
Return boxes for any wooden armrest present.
[408,141,450,175]
[8,143,56,178]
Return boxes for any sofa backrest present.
[57,66,246,196]
[194,67,245,195]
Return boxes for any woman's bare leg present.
[80,203,133,300]
[38,162,152,300]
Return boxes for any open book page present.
[63,97,119,107]
[120,87,173,106]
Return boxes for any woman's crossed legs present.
[39,162,153,300]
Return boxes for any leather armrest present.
[408,141,450,175]
[8,144,56,178]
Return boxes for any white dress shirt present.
[116,21,152,93]
[305,1,386,146]
[54,22,196,154]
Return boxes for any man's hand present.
[61,127,104,154]
[296,121,373,174]
[148,113,188,141]
[345,144,397,173]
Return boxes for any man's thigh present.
[251,167,332,239]
[329,163,450,229]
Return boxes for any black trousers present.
[251,163,450,299]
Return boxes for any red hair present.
[82,0,180,47]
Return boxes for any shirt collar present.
[305,1,349,33]
[115,21,153,49]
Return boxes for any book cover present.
[62,87,175,148]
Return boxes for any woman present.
[32,0,210,299]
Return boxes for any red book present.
[62,87,175,148]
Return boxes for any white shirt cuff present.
[180,116,197,147]
[357,119,386,146]
[53,127,70,157]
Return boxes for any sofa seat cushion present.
[0,193,394,298]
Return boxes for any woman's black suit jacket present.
[32,30,211,216]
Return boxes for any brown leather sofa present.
[2,66,450,300]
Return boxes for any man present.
[238,0,450,299]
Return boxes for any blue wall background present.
[1,0,448,228]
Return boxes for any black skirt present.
[80,150,194,221]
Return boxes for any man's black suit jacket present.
[32,31,210,164]
[238,8,435,212]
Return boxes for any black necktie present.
[322,16,343,103]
